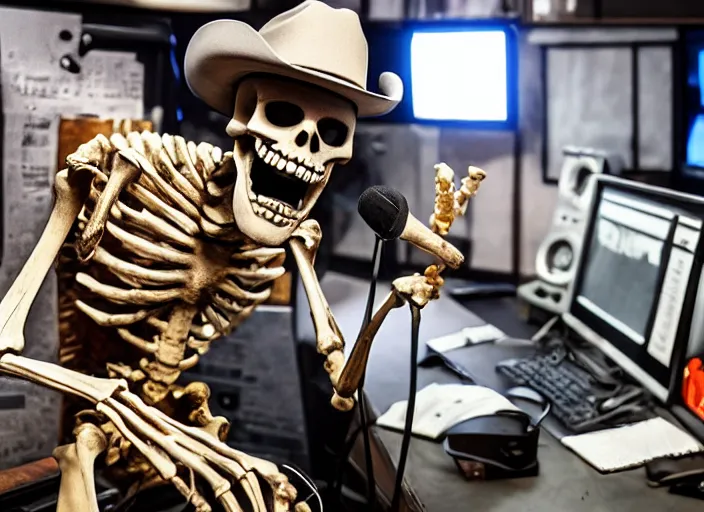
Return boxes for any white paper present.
[648,247,694,366]
[73,50,144,118]
[376,383,519,439]
[463,324,506,344]
[426,324,505,354]
[561,417,703,473]
[426,331,468,354]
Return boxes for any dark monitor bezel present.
[568,175,704,403]
[674,28,704,195]
[362,19,520,131]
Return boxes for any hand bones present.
[429,162,486,235]
[0,355,301,512]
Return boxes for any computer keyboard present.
[496,342,651,433]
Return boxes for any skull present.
[228,75,357,246]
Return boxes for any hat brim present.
[184,19,403,118]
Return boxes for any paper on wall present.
[0,7,145,469]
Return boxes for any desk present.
[314,273,701,512]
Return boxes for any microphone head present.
[358,185,409,241]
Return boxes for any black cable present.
[330,416,383,509]
[331,236,383,509]
[391,305,421,511]
[357,236,383,510]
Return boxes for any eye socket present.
[264,101,305,127]
[317,118,349,147]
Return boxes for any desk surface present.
[319,273,701,512]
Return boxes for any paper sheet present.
[376,383,519,439]
[426,324,506,354]
[561,417,704,473]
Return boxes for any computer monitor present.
[363,20,518,129]
[684,32,704,169]
[675,29,704,195]
[563,175,704,406]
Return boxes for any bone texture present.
[38,130,298,509]
[59,131,284,409]
[0,354,296,512]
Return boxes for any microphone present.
[358,186,464,269]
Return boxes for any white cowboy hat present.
[184,0,403,118]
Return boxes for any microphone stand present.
[390,304,421,512]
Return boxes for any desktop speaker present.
[519,146,623,316]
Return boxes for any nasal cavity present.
[311,133,320,153]
[295,131,308,147]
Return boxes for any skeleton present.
[0,71,485,511]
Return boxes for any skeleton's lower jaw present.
[249,197,297,228]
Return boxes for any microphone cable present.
[332,236,383,510]
[357,236,383,509]
[390,305,421,511]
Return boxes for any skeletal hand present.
[429,162,457,235]
[97,389,299,512]
[429,163,486,235]
[0,355,301,512]
[392,264,444,309]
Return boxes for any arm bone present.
[0,169,86,354]
[289,220,351,410]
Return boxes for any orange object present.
[682,357,704,421]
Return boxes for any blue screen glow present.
[410,30,508,122]
[688,115,704,168]
[699,50,704,107]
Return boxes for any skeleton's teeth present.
[264,209,274,220]
[276,158,286,170]
[255,139,262,152]
[273,214,283,224]
[286,161,297,174]
[271,153,280,166]
[258,145,267,158]
[264,150,274,164]
[295,167,305,178]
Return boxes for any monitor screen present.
[684,33,704,171]
[567,177,704,402]
[410,30,508,123]
[362,21,518,129]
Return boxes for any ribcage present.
[57,131,286,379]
